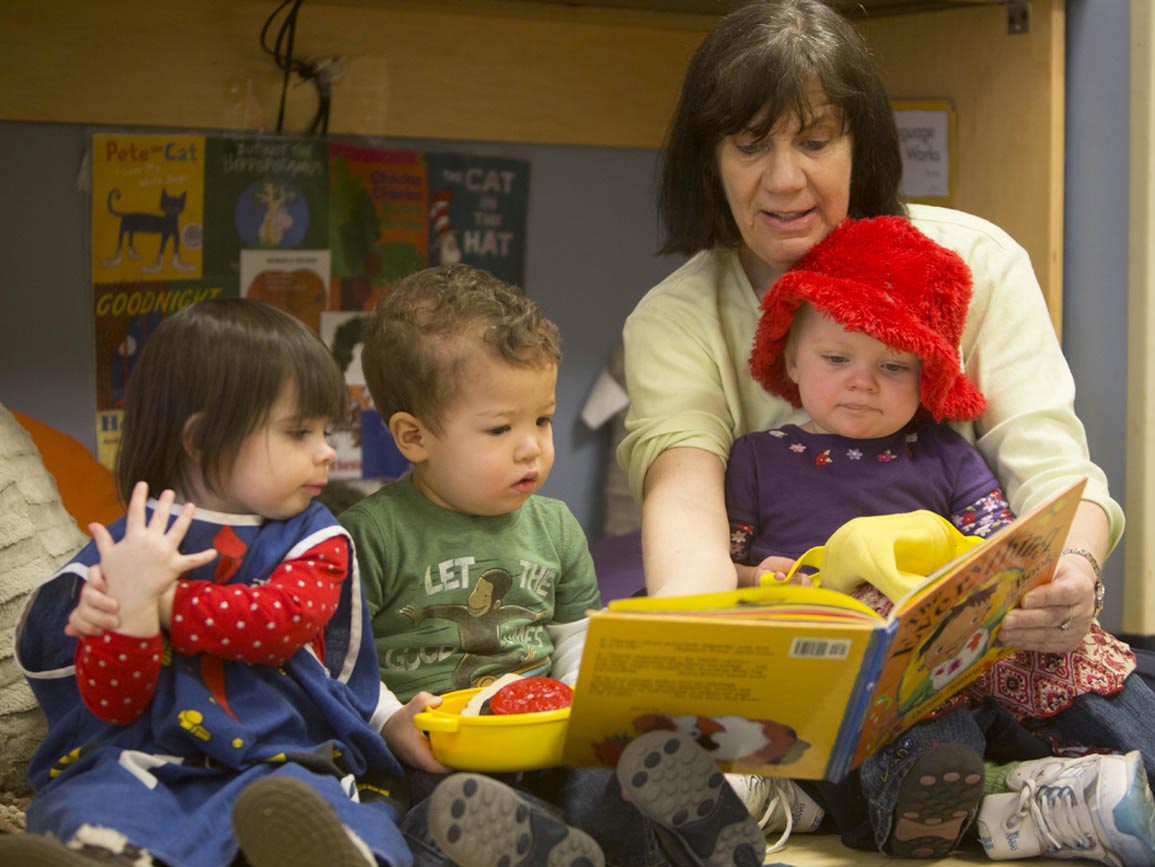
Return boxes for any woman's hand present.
[381,691,452,773]
[997,553,1098,652]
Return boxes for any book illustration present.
[590,712,809,769]
[563,479,1086,781]
[100,188,197,274]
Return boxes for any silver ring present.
[1057,606,1074,631]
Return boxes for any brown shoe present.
[232,775,375,867]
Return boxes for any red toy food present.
[489,677,573,715]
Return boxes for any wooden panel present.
[0,0,1062,314]
[858,0,1065,329]
[0,0,713,149]
[1125,0,1155,635]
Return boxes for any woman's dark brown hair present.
[658,0,906,255]
[114,298,347,503]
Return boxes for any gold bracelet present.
[1061,546,1102,578]
[1062,546,1105,619]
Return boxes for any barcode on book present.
[789,637,851,659]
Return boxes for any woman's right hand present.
[641,447,738,597]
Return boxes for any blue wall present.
[1064,0,1129,632]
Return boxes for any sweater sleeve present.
[168,536,349,665]
[75,631,164,725]
[912,206,1124,550]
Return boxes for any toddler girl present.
[3,299,420,867]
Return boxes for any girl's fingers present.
[148,488,177,532]
[89,522,115,559]
[179,548,218,572]
[125,481,150,529]
[166,501,197,542]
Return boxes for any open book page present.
[853,478,1087,765]
[604,581,884,623]
[563,609,884,779]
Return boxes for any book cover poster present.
[424,153,529,288]
[318,310,401,481]
[854,481,1085,765]
[240,250,331,334]
[328,143,428,312]
[201,137,330,290]
[92,134,206,283]
[564,614,873,780]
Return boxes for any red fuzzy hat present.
[749,216,986,422]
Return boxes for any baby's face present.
[410,352,557,517]
[787,309,921,439]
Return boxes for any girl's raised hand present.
[88,482,217,634]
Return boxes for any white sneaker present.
[976,751,1155,866]
[725,773,824,854]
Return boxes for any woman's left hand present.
[996,553,1098,652]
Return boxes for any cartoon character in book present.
[896,577,1016,716]
[590,712,808,768]
[101,188,196,274]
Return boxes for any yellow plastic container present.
[412,687,570,772]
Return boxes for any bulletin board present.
[89,131,530,477]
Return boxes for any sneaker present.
[232,775,376,867]
[617,731,765,867]
[887,742,984,858]
[725,772,825,853]
[976,751,1155,866]
[427,773,604,867]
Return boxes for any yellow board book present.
[562,479,1086,781]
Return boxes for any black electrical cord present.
[260,0,330,135]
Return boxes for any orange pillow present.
[13,411,121,532]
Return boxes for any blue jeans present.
[399,765,670,867]
[811,672,1155,852]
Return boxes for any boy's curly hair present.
[361,264,561,434]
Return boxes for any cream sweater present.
[619,204,1123,549]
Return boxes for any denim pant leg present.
[1026,672,1155,787]
[524,766,668,867]
[857,707,987,850]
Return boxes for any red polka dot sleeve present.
[75,632,163,725]
[167,535,350,666]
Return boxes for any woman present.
[620,1,1151,861]
[620,0,1114,653]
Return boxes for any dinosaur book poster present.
[89,132,529,470]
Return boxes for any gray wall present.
[0,122,682,539]
[1064,0,1129,634]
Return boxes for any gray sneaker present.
[976,751,1155,866]
[618,731,766,867]
[428,773,604,867]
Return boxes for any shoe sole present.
[0,834,103,867]
[888,742,984,859]
[428,773,604,867]
[233,775,372,867]
[617,731,766,867]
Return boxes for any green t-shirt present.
[340,475,602,702]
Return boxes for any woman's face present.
[716,89,853,294]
